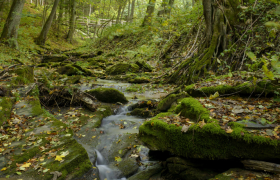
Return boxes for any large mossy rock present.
[42,54,68,63]
[139,97,280,161]
[135,60,153,72]
[10,66,34,85]
[127,163,162,180]
[118,157,139,177]
[157,92,188,112]
[87,88,128,103]
[106,63,139,75]
[57,64,93,76]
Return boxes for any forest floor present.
[1,2,280,180]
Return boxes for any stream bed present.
[69,79,167,180]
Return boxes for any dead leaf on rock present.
[199,120,206,128]
[181,125,190,133]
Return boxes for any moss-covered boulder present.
[57,65,93,76]
[0,97,15,125]
[157,92,188,112]
[135,60,153,72]
[87,88,128,103]
[57,65,81,76]
[139,97,280,161]
[106,63,139,75]
[118,157,139,177]
[128,76,150,84]
[42,54,68,63]
[10,66,34,85]
[127,163,162,180]
[128,100,158,111]
[130,108,154,118]
[66,75,82,84]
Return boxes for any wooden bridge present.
[73,18,127,38]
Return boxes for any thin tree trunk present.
[127,0,131,22]
[35,0,60,45]
[67,0,76,43]
[0,0,6,21]
[116,4,122,24]
[142,0,156,26]
[0,0,26,49]
[57,0,63,36]
[129,0,135,22]
[120,0,127,23]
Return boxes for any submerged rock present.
[87,87,128,103]
[106,63,139,75]
[128,163,162,180]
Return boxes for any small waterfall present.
[96,150,126,180]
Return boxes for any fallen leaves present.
[115,156,122,162]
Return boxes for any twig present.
[183,21,202,61]
[239,36,251,70]
[25,83,37,96]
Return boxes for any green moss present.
[87,87,128,103]
[139,98,280,160]
[0,97,15,125]
[106,63,139,75]
[175,98,212,122]
[29,98,44,116]
[128,76,150,83]
[130,108,153,118]
[135,60,153,72]
[10,66,34,85]
[157,92,188,112]
[185,81,278,97]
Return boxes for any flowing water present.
[77,79,168,180]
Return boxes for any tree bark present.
[67,0,76,43]
[35,0,60,45]
[0,0,25,49]
[116,4,122,24]
[57,0,63,36]
[168,0,240,84]
[129,0,136,22]
[142,0,156,26]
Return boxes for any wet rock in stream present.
[118,157,139,177]
[86,87,128,104]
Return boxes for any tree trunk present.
[127,0,131,22]
[0,0,25,49]
[35,0,60,45]
[0,0,6,21]
[129,0,135,22]
[142,0,156,26]
[116,4,122,24]
[168,0,240,84]
[67,0,76,43]
[57,0,63,36]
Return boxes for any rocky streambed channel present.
[1,63,280,180]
